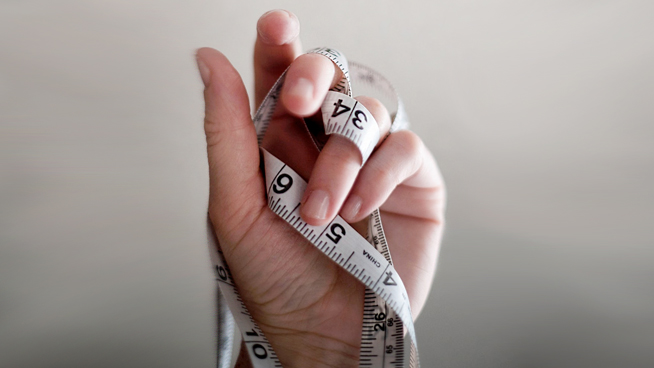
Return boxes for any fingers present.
[255,10,342,117]
[256,9,347,117]
[254,10,302,108]
[281,53,342,117]
[300,96,391,226]
[341,130,438,223]
[197,47,266,239]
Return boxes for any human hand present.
[196,9,445,367]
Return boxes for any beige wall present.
[1,1,652,366]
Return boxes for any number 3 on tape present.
[208,47,420,368]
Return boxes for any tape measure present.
[207,47,420,368]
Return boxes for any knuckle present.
[203,109,224,136]
[367,158,400,188]
[387,130,424,178]
[392,130,423,159]
[203,87,252,137]
[356,96,390,130]
[204,114,252,149]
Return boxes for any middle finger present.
[281,53,342,117]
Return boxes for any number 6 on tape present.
[208,47,420,368]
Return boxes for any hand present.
[196,9,445,367]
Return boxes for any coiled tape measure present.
[208,47,420,368]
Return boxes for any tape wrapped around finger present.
[209,46,421,368]
[321,91,380,165]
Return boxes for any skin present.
[196,9,446,368]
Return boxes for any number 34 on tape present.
[208,46,421,368]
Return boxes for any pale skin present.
[196,9,445,368]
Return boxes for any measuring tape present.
[207,47,420,368]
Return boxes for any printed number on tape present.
[208,47,419,368]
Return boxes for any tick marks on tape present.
[208,47,420,368]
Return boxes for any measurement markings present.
[372,263,391,289]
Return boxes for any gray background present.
[1,0,653,367]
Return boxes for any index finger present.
[254,9,303,108]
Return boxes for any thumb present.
[196,47,265,242]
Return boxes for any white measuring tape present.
[208,47,419,368]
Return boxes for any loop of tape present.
[208,47,420,368]
[321,91,380,165]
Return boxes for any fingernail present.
[279,10,300,44]
[196,54,210,87]
[342,195,362,220]
[286,77,313,100]
[257,9,299,45]
[302,190,330,220]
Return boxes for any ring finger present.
[300,95,391,225]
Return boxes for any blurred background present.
[1,0,653,367]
